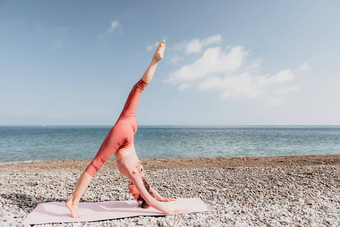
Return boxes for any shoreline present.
[0,154,339,171]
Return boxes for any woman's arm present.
[131,176,187,215]
[149,186,163,200]
[131,173,171,214]
[149,186,176,202]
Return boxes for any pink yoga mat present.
[23,198,213,225]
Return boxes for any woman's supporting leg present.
[65,171,93,218]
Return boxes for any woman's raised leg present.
[141,40,166,84]
[117,40,166,120]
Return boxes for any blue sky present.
[0,0,339,125]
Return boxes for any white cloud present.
[201,34,222,45]
[146,42,159,51]
[165,46,248,84]
[275,85,300,94]
[255,69,295,87]
[185,39,202,54]
[98,20,121,44]
[173,34,222,54]
[195,67,303,103]
[196,69,298,101]
[108,20,119,33]
[146,37,168,51]
[243,58,262,73]
[165,37,310,105]
[198,73,264,99]
[169,56,183,65]
[179,83,192,90]
[298,61,310,72]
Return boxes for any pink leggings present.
[84,78,171,214]
[85,78,148,177]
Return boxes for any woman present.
[65,40,186,218]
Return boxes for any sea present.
[0,125,339,164]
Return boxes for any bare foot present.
[65,199,81,218]
[152,40,166,63]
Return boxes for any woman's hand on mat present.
[159,197,176,202]
[168,209,189,215]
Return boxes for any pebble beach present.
[0,155,339,226]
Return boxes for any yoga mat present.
[23,198,213,225]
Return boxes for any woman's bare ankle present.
[65,198,82,218]
[151,58,159,65]
[67,196,79,206]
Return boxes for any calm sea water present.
[0,126,339,163]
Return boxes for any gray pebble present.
[0,165,339,226]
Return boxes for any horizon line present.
[1,124,340,127]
